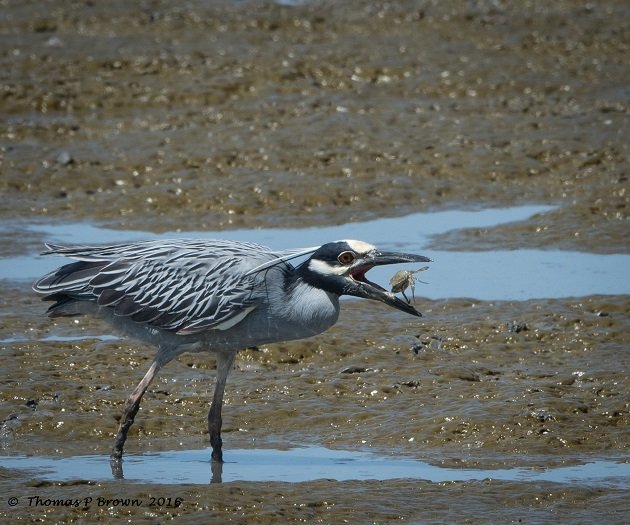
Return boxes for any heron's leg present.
[208,351,236,463]
[110,358,163,461]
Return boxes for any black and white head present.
[298,240,431,317]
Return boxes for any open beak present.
[344,250,431,317]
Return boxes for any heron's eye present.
[337,251,356,265]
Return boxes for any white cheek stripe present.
[309,259,347,276]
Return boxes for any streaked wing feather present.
[33,239,297,334]
[102,257,260,333]
[97,289,125,306]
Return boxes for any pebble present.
[56,151,74,165]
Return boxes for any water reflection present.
[1,446,628,486]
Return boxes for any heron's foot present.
[110,445,123,461]
[210,435,223,463]
[110,438,125,479]
[111,430,128,461]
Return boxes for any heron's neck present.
[281,275,340,330]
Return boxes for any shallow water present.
[0,334,119,344]
[2,446,628,487]
[2,205,629,300]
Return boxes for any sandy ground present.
[1,0,629,523]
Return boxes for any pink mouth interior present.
[350,265,386,291]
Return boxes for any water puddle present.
[2,205,629,300]
[1,446,628,486]
[0,334,119,344]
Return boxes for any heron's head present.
[300,240,431,317]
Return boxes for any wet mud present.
[2,284,628,522]
[2,0,628,247]
[1,0,629,523]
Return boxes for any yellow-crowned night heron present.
[33,239,430,463]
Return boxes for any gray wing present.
[33,239,316,335]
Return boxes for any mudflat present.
[1,1,628,523]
